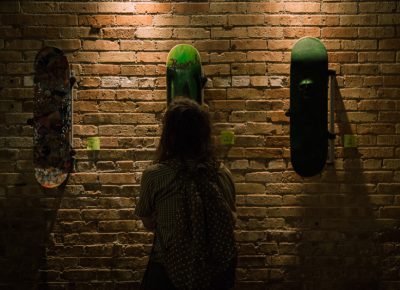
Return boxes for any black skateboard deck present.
[166,44,206,105]
[289,37,329,177]
[29,47,75,188]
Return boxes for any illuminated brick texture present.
[0,1,399,289]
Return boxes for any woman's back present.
[135,160,236,263]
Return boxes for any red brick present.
[82,40,119,51]
[5,63,34,74]
[380,207,400,218]
[97,2,135,13]
[248,27,284,38]
[74,125,98,136]
[209,52,246,63]
[70,52,100,63]
[2,90,30,102]
[120,65,162,76]
[120,40,152,51]
[284,2,320,13]
[382,64,400,74]
[379,39,400,50]
[77,90,116,100]
[79,15,115,27]
[342,64,379,75]
[247,2,284,13]
[191,15,227,26]
[136,52,168,63]
[340,15,377,26]
[232,63,266,75]
[173,28,210,39]
[377,135,400,145]
[204,64,230,76]
[75,101,99,112]
[211,27,248,39]
[98,173,136,184]
[328,52,358,63]
[4,39,42,50]
[136,102,166,113]
[247,51,286,62]
[321,3,358,14]
[59,3,97,13]
[194,40,230,51]
[283,27,320,38]
[115,15,152,26]
[154,15,190,26]
[20,2,56,13]
[357,124,395,134]
[173,3,209,14]
[0,1,20,13]
[135,3,171,13]
[44,39,81,51]
[79,77,101,88]
[383,76,400,86]
[359,2,396,13]
[99,52,135,63]
[0,51,22,62]
[358,52,395,63]
[228,15,265,26]
[135,27,172,39]
[209,100,246,111]
[22,27,59,38]
[322,28,358,39]
[267,40,295,51]
[59,27,91,38]
[378,14,400,25]
[359,100,397,111]
[102,28,135,39]
[359,27,395,39]
[267,64,290,74]
[209,3,247,13]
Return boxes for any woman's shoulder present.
[142,162,177,180]
[218,162,233,177]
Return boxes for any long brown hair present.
[156,97,215,163]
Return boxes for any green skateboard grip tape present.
[166,44,204,105]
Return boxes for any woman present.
[135,97,237,290]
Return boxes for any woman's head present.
[156,97,214,163]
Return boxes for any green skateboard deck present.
[166,44,206,105]
[289,37,329,177]
[28,47,75,188]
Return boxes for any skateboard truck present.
[327,69,336,164]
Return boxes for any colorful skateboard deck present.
[289,37,329,177]
[166,44,206,105]
[28,47,75,188]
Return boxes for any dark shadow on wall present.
[271,78,385,290]
[0,176,64,290]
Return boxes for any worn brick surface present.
[0,1,399,289]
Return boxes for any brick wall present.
[1,1,399,289]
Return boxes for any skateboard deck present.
[166,44,206,105]
[289,37,329,177]
[29,47,75,188]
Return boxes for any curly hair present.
[156,97,215,163]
